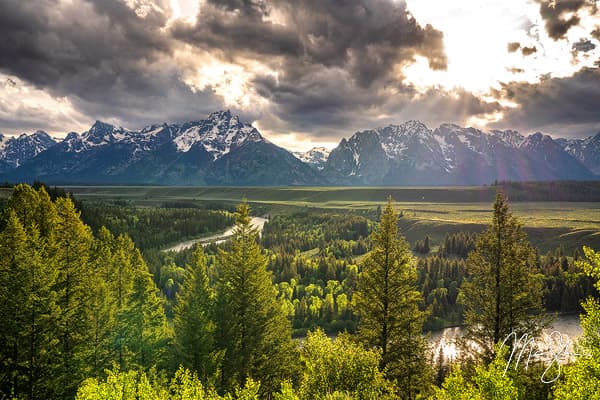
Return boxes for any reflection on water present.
[163,216,267,252]
[429,315,583,363]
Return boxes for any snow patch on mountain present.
[293,147,331,169]
[0,130,57,167]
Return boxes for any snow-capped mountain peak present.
[520,132,554,151]
[0,111,320,185]
[323,120,600,185]
[82,121,130,146]
[172,111,263,159]
[0,133,6,153]
[0,130,57,167]
[56,112,266,160]
[490,129,525,148]
[556,131,600,175]
[2,115,599,185]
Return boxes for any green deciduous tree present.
[460,191,548,361]
[433,346,519,400]
[299,329,391,400]
[76,366,264,400]
[354,196,430,398]
[215,201,297,394]
[553,246,600,399]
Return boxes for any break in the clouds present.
[0,0,599,149]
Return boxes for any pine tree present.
[174,246,218,383]
[52,197,95,398]
[215,201,297,394]
[354,196,430,399]
[423,235,430,254]
[460,191,548,361]
[0,209,59,400]
[22,225,60,400]
[119,251,172,371]
[86,228,118,377]
[4,184,41,231]
[109,234,138,367]
[0,211,33,397]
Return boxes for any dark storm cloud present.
[0,0,168,93]
[0,0,223,131]
[172,0,447,88]
[9,0,592,144]
[252,66,502,140]
[572,38,597,52]
[168,0,458,138]
[534,0,595,40]
[0,0,461,139]
[491,67,600,136]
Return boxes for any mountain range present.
[1,111,599,185]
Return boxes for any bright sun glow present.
[169,0,199,25]
[404,0,600,95]
[184,63,254,108]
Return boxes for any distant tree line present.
[494,180,600,202]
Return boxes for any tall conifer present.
[174,246,218,383]
[215,201,296,394]
[461,191,548,361]
[354,196,430,399]
[120,251,172,371]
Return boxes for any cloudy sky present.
[1,0,599,151]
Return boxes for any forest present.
[0,184,599,399]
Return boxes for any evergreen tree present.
[21,223,60,400]
[0,211,34,397]
[110,234,138,367]
[52,197,95,398]
[354,196,430,399]
[0,207,59,400]
[215,201,297,394]
[460,191,548,361]
[120,251,172,371]
[87,228,118,377]
[174,246,218,383]
[423,236,431,254]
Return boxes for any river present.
[162,216,268,252]
[429,314,583,363]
